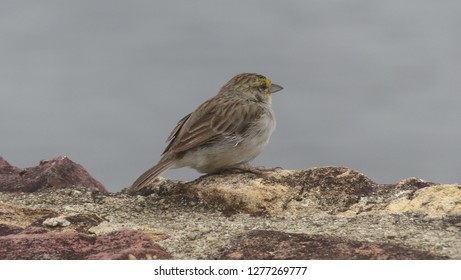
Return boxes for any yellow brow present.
[263,78,271,88]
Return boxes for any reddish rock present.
[0,225,170,260]
[0,156,107,193]
[65,213,105,233]
[219,230,447,260]
[0,224,24,236]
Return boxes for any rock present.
[186,171,295,215]
[126,167,377,215]
[42,216,70,227]
[0,226,170,260]
[0,156,107,193]
[219,230,447,260]
[0,224,24,236]
[385,184,461,218]
[65,213,106,233]
[1,164,460,259]
[125,167,461,218]
[0,204,58,228]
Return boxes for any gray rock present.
[1,164,460,259]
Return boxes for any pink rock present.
[219,230,447,260]
[0,226,170,260]
[0,156,107,193]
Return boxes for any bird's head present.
[219,73,283,103]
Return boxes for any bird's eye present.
[259,83,268,90]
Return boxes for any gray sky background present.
[1,1,460,192]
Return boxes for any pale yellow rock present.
[188,175,293,215]
[386,184,461,218]
[42,216,71,227]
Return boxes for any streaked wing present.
[162,113,192,155]
[166,113,191,142]
[164,97,263,154]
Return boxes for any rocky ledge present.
[0,156,460,259]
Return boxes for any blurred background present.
[1,0,460,192]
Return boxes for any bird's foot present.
[221,165,283,176]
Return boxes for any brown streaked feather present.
[164,96,264,154]
[162,113,192,155]
[166,113,191,142]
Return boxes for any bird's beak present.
[269,83,283,94]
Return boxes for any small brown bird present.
[127,73,283,193]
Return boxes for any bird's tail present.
[126,157,175,193]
